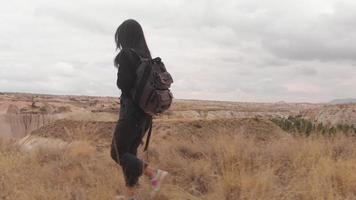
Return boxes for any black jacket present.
[116,49,150,121]
[116,49,140,96]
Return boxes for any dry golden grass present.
[2,125,356,200]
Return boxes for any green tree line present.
[271,116,356,136]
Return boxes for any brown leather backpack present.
[130,49,173,116]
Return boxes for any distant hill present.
[330,98,356,104]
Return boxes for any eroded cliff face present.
[0,99,55,138]
[302,104,356,126]
[1,92,355,141]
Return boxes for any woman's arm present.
[116,50,138,94]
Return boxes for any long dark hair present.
[114,19,151,68]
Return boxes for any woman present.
[110,19,168,200]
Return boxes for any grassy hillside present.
[2,118,356,199]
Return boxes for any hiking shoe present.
[150,169,169,196]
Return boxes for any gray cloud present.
[294,66,318,77]
[0,0,355,102]
[34,5,112,35]
[260,2,356,62]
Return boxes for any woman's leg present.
[143,165,155,178]
[111,119,144,197]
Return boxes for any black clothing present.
[116,50,140,96]
[110,49,152,187]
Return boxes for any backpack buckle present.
[152,57,161,63]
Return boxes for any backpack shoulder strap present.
[129,48,151,62]
[129,48,140,57]
[143,118,153,152]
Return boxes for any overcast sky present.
[1,0,355,102]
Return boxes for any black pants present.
[111,115,151,187]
